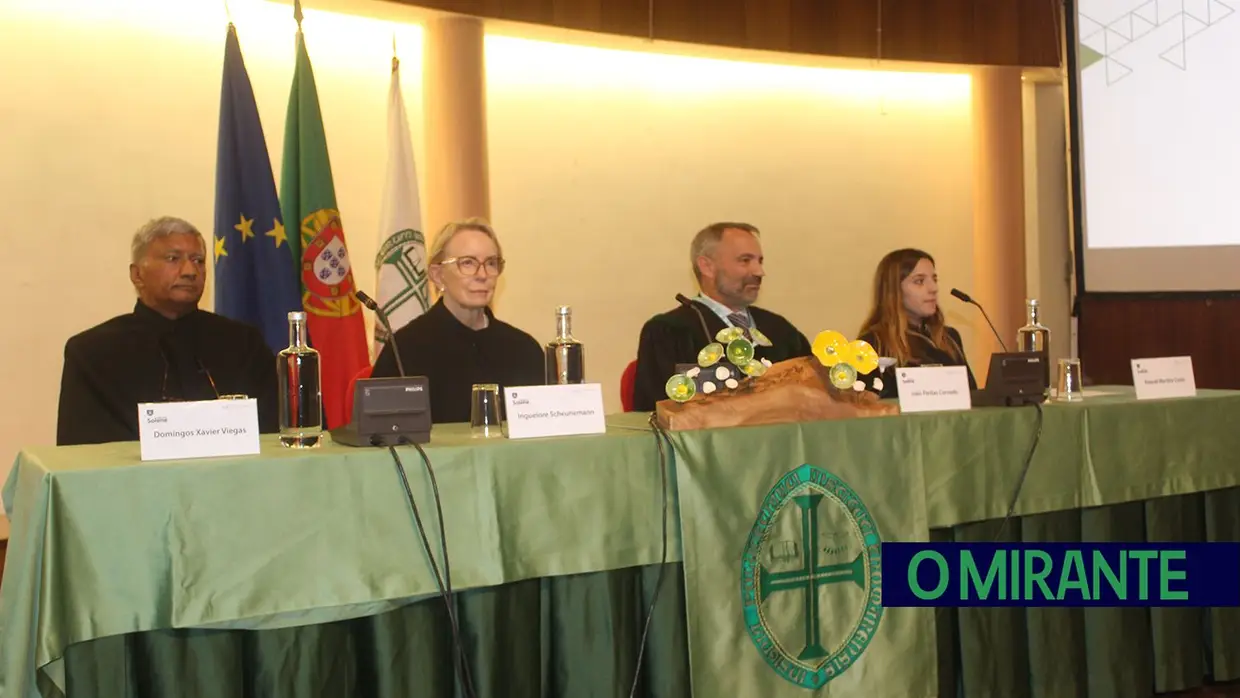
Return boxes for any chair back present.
[620,359,638,412]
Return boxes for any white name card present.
[137,399,262,461]
[503,383,607,440]
[895,366,973,413]
[1131,356,1197,400]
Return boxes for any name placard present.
[895,366,972,413]
[503,383,607,440]
[137,399,261,461]
[1132,356,1197,400]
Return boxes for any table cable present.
[384,437,477,698]
[628,413,673,698]
[380,413,671,698]
[991,401,1046,542]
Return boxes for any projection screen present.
[1070,0,1240,292]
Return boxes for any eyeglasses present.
[437,256,505,277]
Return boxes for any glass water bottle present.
[1016,298,1051,393]
[277,311,323,448]
[545,305,585,384]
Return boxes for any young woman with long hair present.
[857,248,977,398]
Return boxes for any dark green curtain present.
[50,490,1240,698]
[940,487,1240,698]
[54,564,690,698]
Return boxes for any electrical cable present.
[627,412,672,698]
[991,401,1045,542]
[384,441,476,698]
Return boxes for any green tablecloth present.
[4,387,1240,697]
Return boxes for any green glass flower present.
[828,362,857,389]
[749,328,773,347]
[665,374,696,402]
[716,327,745,344]
[741,359,767,377]
[726,338,754,366]
[697,342,724,367]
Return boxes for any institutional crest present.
[741,464,884,689]
[374,228,430,345]
[300,209,361,318]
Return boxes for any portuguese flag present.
[279,4,369,430]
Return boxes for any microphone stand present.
[356,291,406,377]
[675,293,713,347]
[951,289,1009,353]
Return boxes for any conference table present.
[3,387,1240,698]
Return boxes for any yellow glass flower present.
[715,327,745,344]
[812,330,848,367]
[843,340,879,375]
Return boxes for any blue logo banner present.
[882,542,1240,607]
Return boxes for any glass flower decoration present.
[664,328,775,402]
[811,331,881,391]
[812,331,848,367]
[665,374,696,403]
[726,337,754,366]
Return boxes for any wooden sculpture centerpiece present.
[654,327,900,431]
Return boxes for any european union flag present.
[213,23,301,354]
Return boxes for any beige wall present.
[481,34,978,410]
[1,0,1056,502]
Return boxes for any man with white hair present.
[632,221,813,412]
[56,216,280,446]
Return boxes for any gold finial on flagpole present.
[223,0,232,24]
[294,0,304,27]
[392,32,399,71]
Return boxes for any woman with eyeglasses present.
[371,218,544,423]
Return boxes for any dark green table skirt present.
[51,490,1240,698]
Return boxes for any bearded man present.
[631,221,813,412]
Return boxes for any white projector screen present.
[1072,0,1240,292]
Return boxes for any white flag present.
[373,55,429,358]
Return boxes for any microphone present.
[676,293,713,347]
[949,288,974,304]
[950,288,1009,352]
[355,290,407,377]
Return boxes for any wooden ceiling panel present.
[393,0,1063,67]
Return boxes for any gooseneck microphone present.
[950,288,1009,352]
[355,290,406,377]
[675,293,713,346]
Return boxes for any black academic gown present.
[858,324,978,399]
[632,301,813,412]
[371,298,545,424]
[56,301,280,446]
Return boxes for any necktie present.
[728,311,751,330]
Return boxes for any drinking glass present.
[471,384,502,438]
[1056,358,1083,402]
